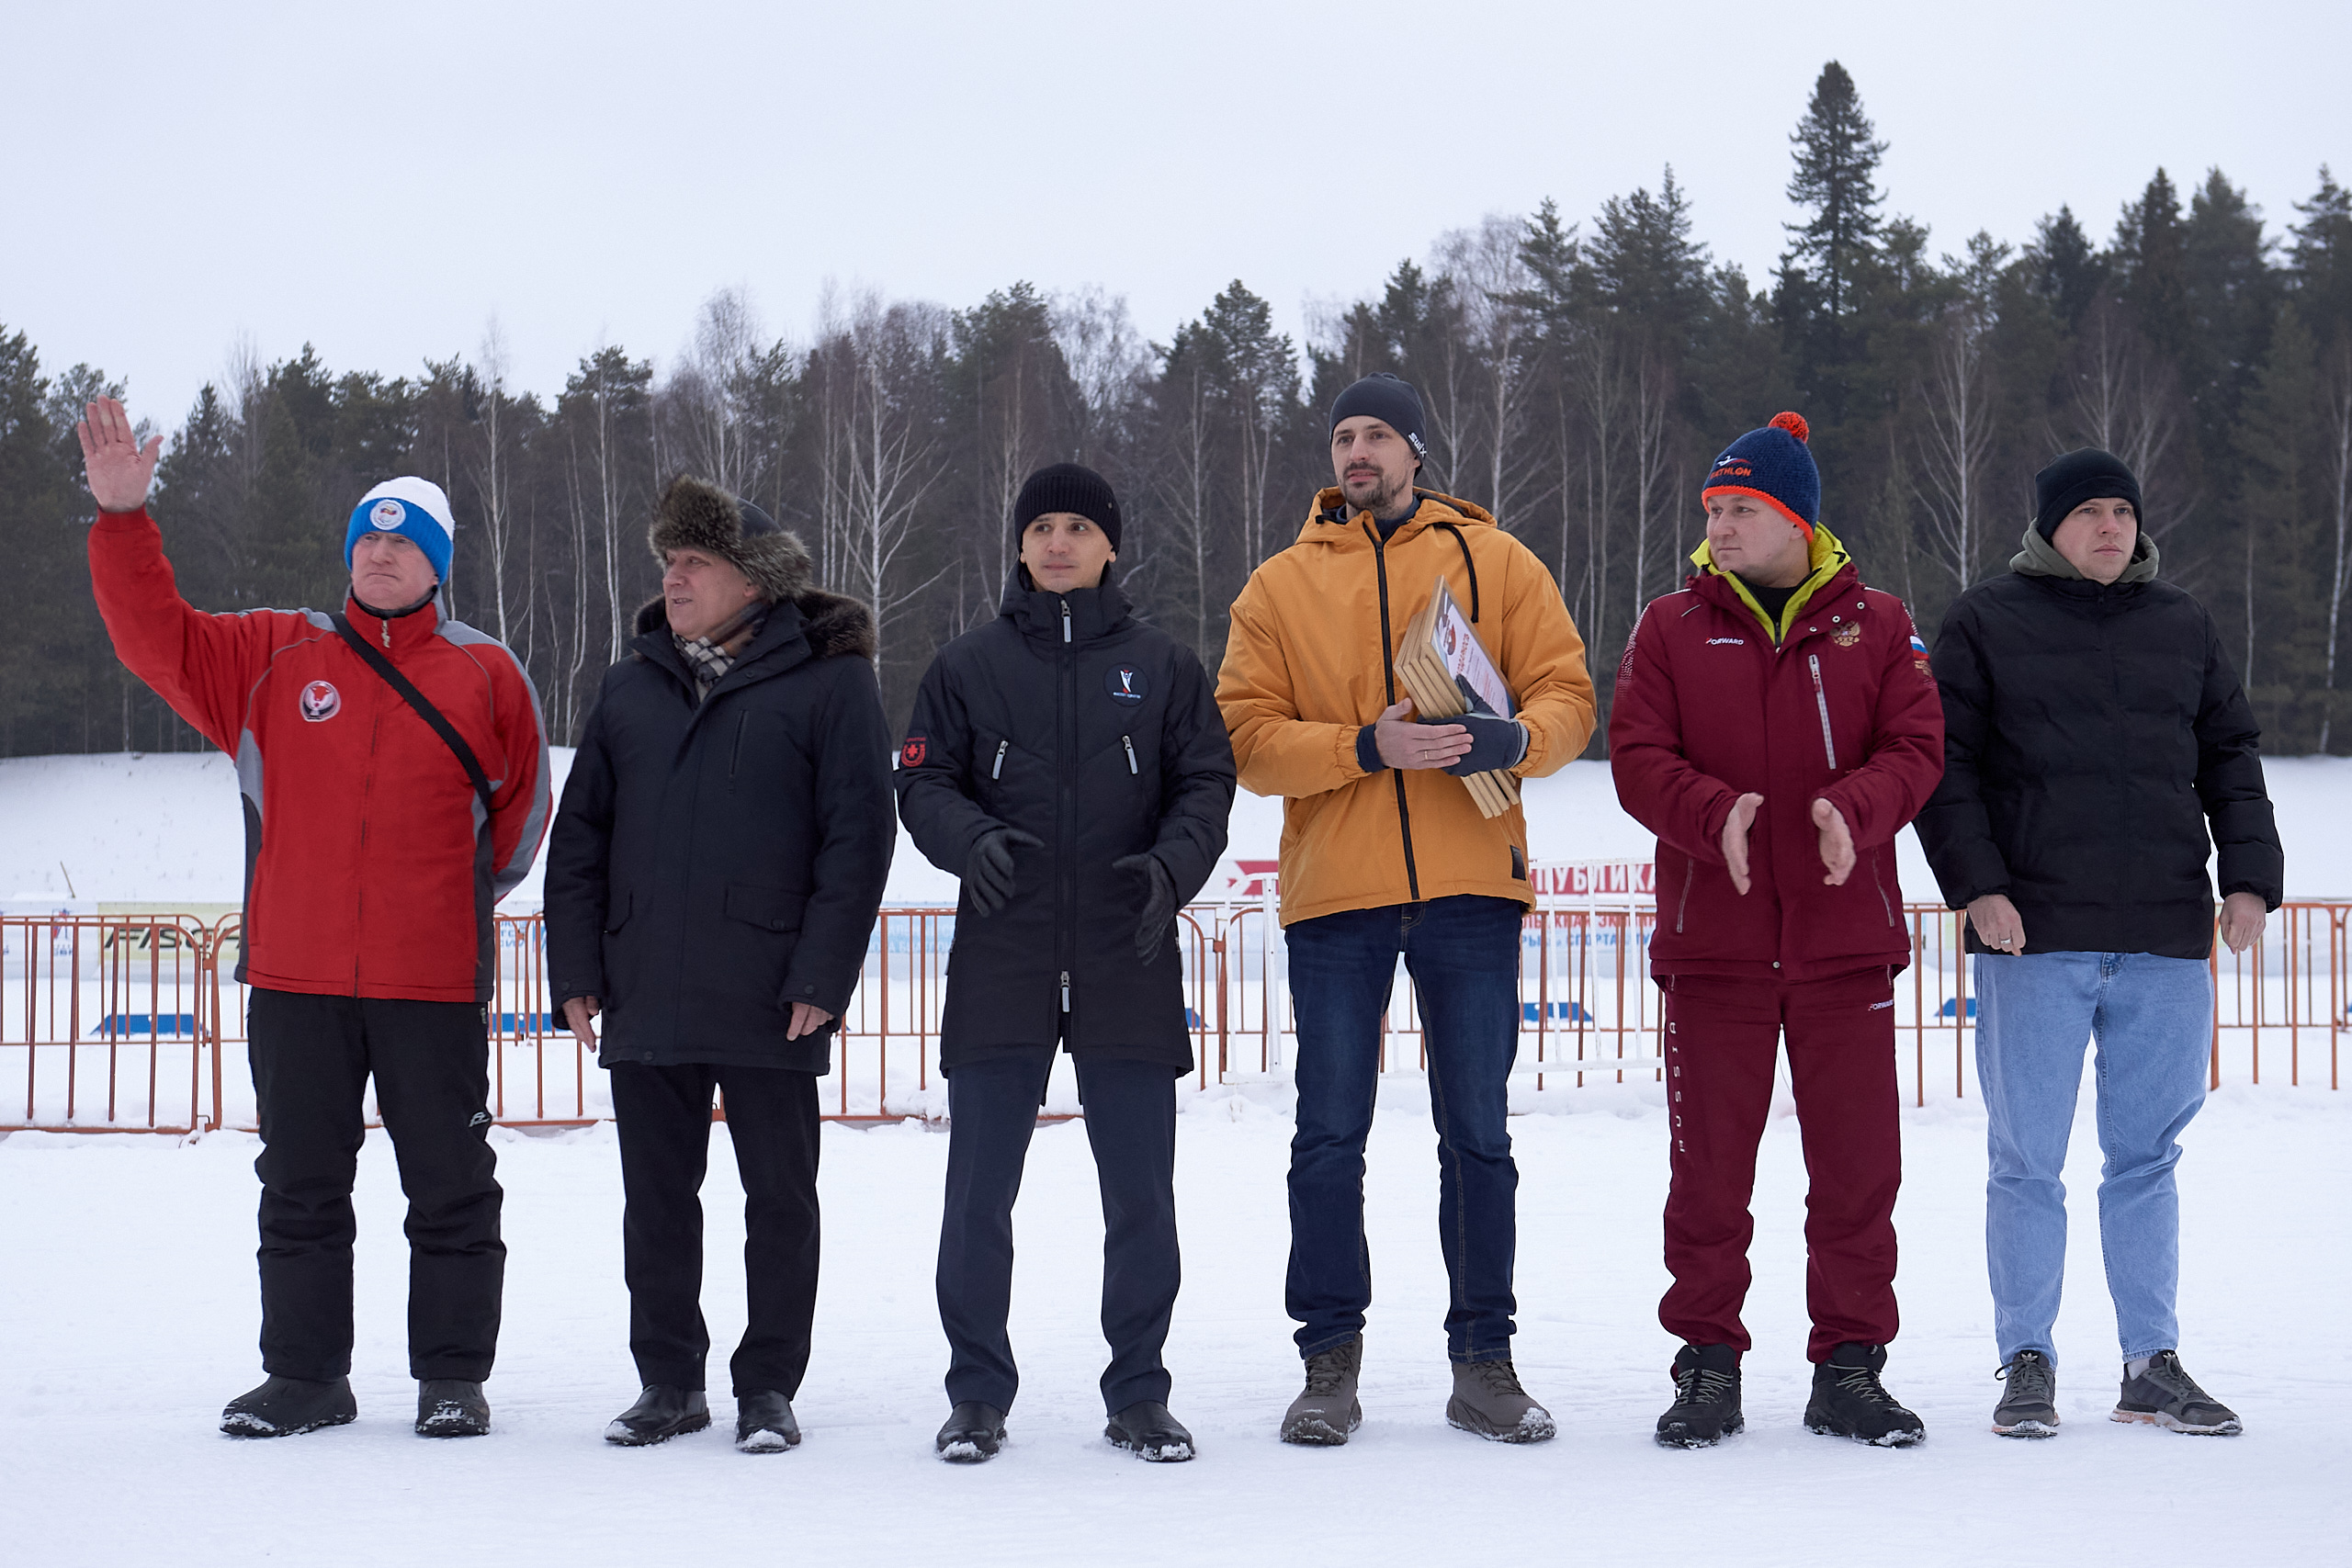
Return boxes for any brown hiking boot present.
[1280,1337,1363,1445]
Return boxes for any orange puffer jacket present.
[1217,488,1597,926]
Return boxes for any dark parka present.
[1913,526,2284,960]
[895,571,1236,1073]
[544,592,896,1074]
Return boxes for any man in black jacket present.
[545,477,895,1453]
[1916,448,2282,1441]
[897,463,1236,1464]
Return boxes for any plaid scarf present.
[673,603,768,701]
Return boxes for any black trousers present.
[936,1049,1180,1415]
[245,987,505,1382]
[609,1062,820,1397]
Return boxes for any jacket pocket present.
[1676,854,1695,934]
[603,893,633,935]
[724,883,809,933]
[1867,850,1897,929]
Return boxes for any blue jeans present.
[1284,896,1523,1361]
[1974,952,2211,1369]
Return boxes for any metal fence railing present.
[5,900,2344,1133]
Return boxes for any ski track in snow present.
[4,1082,2346,1567]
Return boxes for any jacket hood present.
[1690,522,1853,641]
[633,588,876,662]
[1294,487,1498,547]
[2008,518,2160,583]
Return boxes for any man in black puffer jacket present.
[1916,447,2282,1443]
[897,463,1236,1465]
[545,476,895,1454]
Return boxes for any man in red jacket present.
[1610,412,1943,1450]
[78,397,550,1441]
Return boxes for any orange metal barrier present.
[5,903,2345,1133]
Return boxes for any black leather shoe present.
[416,1379,491,1438]
[735,1390,801,1453]
[934,1401,1005,1462]
[1105,1400,1195,1461]
[604,1385,710,1447]
[220,1375,357,1438]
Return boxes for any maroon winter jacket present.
[1609,529,1944,983]
[89,509,550,1003]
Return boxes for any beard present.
[1343,464,1415,517]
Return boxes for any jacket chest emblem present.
[1831,621,1862,648]
[299,680,342,722]
[899,735,926,768]
[1105,665,1148,705]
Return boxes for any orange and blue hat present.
[1702,412,1818,537]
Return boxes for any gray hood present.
[2009,519,2159,583]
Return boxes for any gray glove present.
[965,828,1042,917]
[1114,852,1177,961]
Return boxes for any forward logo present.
[299,680,341,722]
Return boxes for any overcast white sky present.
[4,0,2342,426]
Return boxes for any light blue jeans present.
[1973,952,2211,1369]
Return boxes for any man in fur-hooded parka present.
[547,475,894,1070]
[542,476,895,1427]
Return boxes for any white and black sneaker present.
[1991,1350,2058,1438]
[1657,1343,1744,1449]
[2112,1351,2241,1436]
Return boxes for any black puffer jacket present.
[1915,533,2283,959]
[544,594,895,1072]
[896,570,1236,1072]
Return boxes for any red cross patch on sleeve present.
[900,736,926,768]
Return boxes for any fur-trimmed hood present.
[648,474,812,603]
[633,590,877,663]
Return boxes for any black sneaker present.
[1105,1400,1195,1462]
[935,1401,1006,1463]
[1804,1343,1925,1447]
[1656,1343,1744,1449]
[415,1379,490,1438]
[1991,1350,2058,1438]
[220,1375,357,1438]
[2112,1351,2241,1436]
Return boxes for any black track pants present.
[245,987,505,1382]
[609,1062,821,1397]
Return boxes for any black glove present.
[965,828,1042,917]
[1445,674,1527,776]
[1114,852,1177,961]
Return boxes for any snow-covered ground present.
[3,1080,2346,1566]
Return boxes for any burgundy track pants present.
[1658,966,1902,1361]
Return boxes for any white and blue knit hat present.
[345,477,456,583]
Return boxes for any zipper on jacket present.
[990,739,1007,780]
[1869,851,1897,929]
[1677,853,1695,934]
[1808,654,1838,770]
[729,712,749,780]
[379,615,390,649]
[1060,600,1072,644]
[1060,969,1071,1012]
[1123,735,1137,774]
[1367,522,1422,902]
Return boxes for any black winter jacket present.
[1915,548,2283,960]
[544,593,896,1073]
[896,571,1236,1073]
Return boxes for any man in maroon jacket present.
[1610,412,1943,1450]
[79,397,550,1441]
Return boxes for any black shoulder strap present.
[331,613,494,815]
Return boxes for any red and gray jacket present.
[1608,525,1945,983]
[89,509,550,1003]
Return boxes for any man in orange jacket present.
[1218,374,1596,1446]
[80,397,548,1443]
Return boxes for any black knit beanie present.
[1012,462,1122,550]
[1329,373,1428,465]
[2034,448,2142,540]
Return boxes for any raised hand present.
[1720,793,1763,897]
[76,397,162,514]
